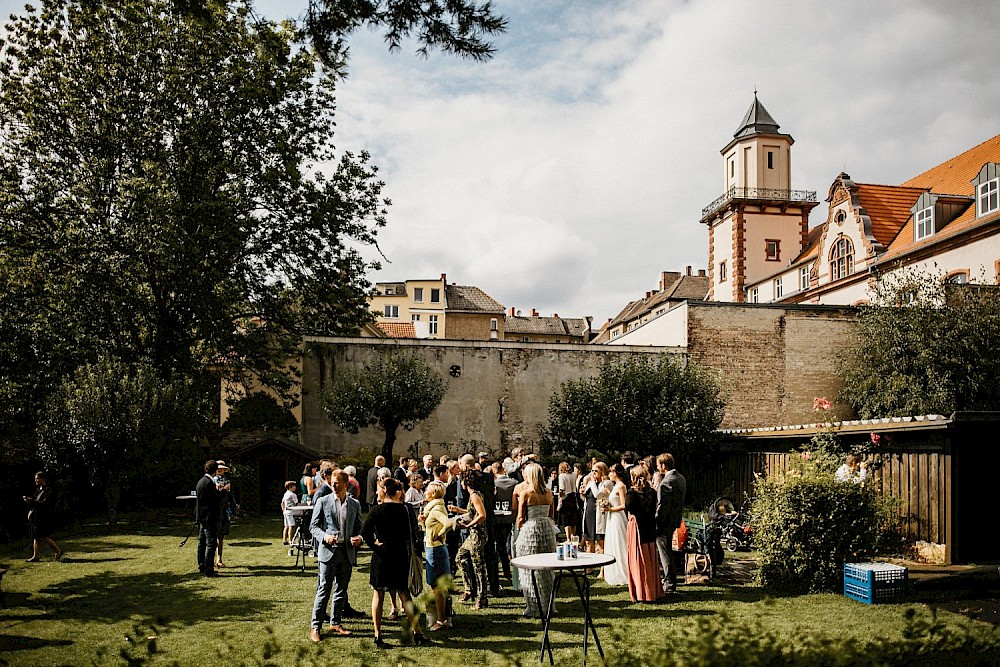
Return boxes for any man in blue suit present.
[309,469,362,642]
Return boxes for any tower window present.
[719,260,727,282]
[915,207,934,240]
[767,151,774,169]
[730,160,735,179]
[829,236,854,281]
[765,239,780,261]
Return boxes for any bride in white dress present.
[602,464,629,586]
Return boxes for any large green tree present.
[543,354,725,468]
[839,271,1000,418]
[321,350,447,462]
[0,0,389,440]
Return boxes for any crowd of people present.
[272,447,689,645]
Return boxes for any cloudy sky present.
[4,0,999,326]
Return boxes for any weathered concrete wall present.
[300,337,680,459]
[685,302,857,429]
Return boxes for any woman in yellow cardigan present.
[420,481,454,631]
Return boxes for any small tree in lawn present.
[542,354,724,469]
[321,351,447,462]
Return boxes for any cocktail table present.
[510,551,615,664]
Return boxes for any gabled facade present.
[369,274,507,340]
[745,134,1000,304]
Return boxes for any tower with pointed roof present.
[701,95,819,301]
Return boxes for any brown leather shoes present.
[309,629,321,643]
[327,624,352,636]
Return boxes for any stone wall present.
[299,337,678,458]
[685,302,857,429]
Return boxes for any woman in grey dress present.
[514,463,558,618]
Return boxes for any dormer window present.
[915,206,934,240]
[978,179,998,217]
[973,164,1000,218]
[829,236,854,281]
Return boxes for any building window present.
[428,315,438,334]
[979,179,999,217]
[730,160,735,178]
[413,287,423,302]
[944,271,969,284]
[430,288,441,303]
[522,336,531,342]
[384,286,394,295]
[749,287,758,303]
[915,206,934,240]
[383,305,399,318]
[765,239,780,261]
[829,236,854,281]
[799,266,810,291]
[774,277,783,299]
[411,314,420,321]
[611,329,620,339]
[767,151,774,169]
[719,260,727,282]
[490,318,498,331]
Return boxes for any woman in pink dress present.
[625,465,663,602]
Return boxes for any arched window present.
[829,236,854,282]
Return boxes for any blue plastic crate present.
[844,562,908,604]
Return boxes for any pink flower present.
[870,432,881,446]
[812,397,832,411]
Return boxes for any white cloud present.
[4,0,999,324]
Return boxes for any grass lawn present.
[0,513,996,666]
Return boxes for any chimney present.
[440,273,447,283]
[697,269,706,277]
[659,271,681,292]
[685,266,692,276]
[531,308,538,317]
[508,306,516,316]
[553,313,559,318]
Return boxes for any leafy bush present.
[753,470,884,594]
[542,354,724,468]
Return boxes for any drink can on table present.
[556,544,565,560]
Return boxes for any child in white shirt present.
[281,481,298,545]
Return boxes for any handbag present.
[407,511,424,598]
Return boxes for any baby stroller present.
[681,506,725,577]
[710,497,753,552]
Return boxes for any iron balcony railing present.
[701,186,818,219]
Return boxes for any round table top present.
[175,495,197,500]
[510,551,615,571]
[288,504,316,513]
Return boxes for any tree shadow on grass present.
[33,570,275,625]
[0,634,74,652]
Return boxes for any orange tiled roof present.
[854,183,926,247]
[901,133,1000,195]
[376,321,417,338]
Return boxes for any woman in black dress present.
[361,478,428,648]
[24,471,62,562]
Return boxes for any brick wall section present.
[445,312,500,340]
[685,302,857,429]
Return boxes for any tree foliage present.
[840,270,1000,418]
[542,354,725,468]
[302,0,508,71]
[321,350,447,462]
[38,356,206,523]
[0,0,388,441]
[224,391,300,434]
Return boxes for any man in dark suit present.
[309,470,363,642]
[654,452,686,594]
[393,456,410,486]
[195,460,221,577]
